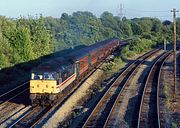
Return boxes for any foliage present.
[121,37,155,60]
[0,12,178,70]
[176,19,180,40]
[121,46,135,59]
[102,57,125,76]
[0,16,53,68]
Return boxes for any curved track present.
[137,51,171,128]
[82,48,161,128]
[157,52,172,128]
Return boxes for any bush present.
[121,46,135,59]
[130,38,154,52]
[120,37,156,60]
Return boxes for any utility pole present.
[171,8,179,100]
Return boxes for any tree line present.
[0,15,54,68]
[0,11,179,69]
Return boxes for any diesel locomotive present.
[30,38,120,106]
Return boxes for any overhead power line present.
[126,12,171,17]
[126,12,172,18]
[126,8,169,13]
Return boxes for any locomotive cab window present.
[31,73,43,80]
[43,72,56,80]
[31,72,56,80]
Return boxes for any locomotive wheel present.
[31,99,39,107]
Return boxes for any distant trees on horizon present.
[0,11,179,69]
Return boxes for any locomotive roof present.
[32,57,73,73]
[68,38,119,61]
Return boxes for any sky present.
[0,0,180,21]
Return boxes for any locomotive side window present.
[61,64,74,82]
[57,72,62,84]
[68,65,74,76]
[61,70,68,81]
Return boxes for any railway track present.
[0,81,31,127]
[0,81,29,106]
[103,53,166,128]
[137,51,171,128]
[82,48,162,127]
[8,106,47,128]
[157,52,172,128]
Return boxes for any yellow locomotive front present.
[30,72,57,94]
[30,71,58,106]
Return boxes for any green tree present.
[30,16,54,58]
[131,22,143,35]
[151,18,162,32]
[176,19,180,40]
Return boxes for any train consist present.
[30,38,120,106]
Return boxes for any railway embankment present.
[159,51,180,128]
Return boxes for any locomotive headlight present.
[30,94,36,100]
[49,94,55,101]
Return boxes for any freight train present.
[30,38,120,106]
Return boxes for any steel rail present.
[137,51,171,128]
[0,81,29,98]
[8,107,33,128]
[0,88,29,106]
[157,52,172,128]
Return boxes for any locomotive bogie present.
[30,93,54,106]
